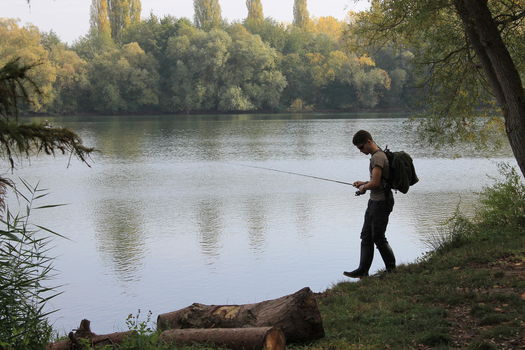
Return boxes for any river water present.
[10,113,514,334]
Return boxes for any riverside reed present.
[16,164,525,350]
[0,181,61,350]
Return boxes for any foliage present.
[0,58,94,170]
[0,181,62,350]
[427,163,525,256]
[42,34,90,114]
[85,42,159,113]
[245,0,264,25]
[476,163,525,229]
[90,0,112,40]
[311,16,345,43]
[280,50,390,109]
[350,0,525,148]
[194,0,223,31]
[1,6,425,114]
[165,25,285,113]
[90,0,141,42]
[0,19,56,111]
[0,118,94,167]
[293,0,310,29]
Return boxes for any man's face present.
[356,140,372,155]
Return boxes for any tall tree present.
[293,0,310,28]
[246,0,264,24]
[194,0,222,31]
[90,0,142,41]
[108,0,142,41]
[90,0,112,39]
[354,0,525,177]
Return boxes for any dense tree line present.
[0,0,420,115]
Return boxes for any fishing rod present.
[235,163,364,196]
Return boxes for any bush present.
[427,163,524,256]
[476,163,525,229]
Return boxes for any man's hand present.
[353,181,367,188]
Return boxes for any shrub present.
[428,163,524,256]
[475,163,525,229]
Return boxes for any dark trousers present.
[358,199,396,273]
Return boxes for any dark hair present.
[352,130,373,146]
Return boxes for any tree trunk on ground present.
[157,287,325,344]
[47,319,134,350]
[454,0,525,177]
[160,327,286,350]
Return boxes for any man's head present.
[352,130,377,155]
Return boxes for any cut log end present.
[264,327,286,350]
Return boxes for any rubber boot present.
[343,242,374,278]
[377,242,396,272]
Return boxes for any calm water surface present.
[11,113,514,333]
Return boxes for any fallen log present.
[157,287,324,344]
[160,327,285,350]
[46,319,135,350]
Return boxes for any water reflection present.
[293,195,315,239]
[244,197,268,255]
[92,118,147,159]
[94,199,146,283]
[197,198,224,261]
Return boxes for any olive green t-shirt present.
[369,150,389,201]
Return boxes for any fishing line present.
[233,163,358,187]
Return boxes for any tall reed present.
[0,180,63,350]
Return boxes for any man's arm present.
[358,166,382,194]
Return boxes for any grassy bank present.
[313,221,525,349]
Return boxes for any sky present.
[0,0,370,43]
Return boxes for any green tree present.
[243,18,288,52]
[90,0,141,42]
[194,0,222,31]
[86,42,159,113]
[109,0,142,42]
[354,0,525,176]
[121,15,190,111]
[293,0,310,28]
[246,0,264,24]
[311,16,344,42]
[42,32,89,114]
[90,0,112,40]
[166,26,230,112]
[165,24,285,113]
[224,25,286,110]
[0,19,56,111]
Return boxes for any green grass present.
[310,226,525,349]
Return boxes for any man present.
[344,130,396,278]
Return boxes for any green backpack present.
[383,147,419,194]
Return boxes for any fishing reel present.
[355,190,364,196]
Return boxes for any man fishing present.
[344,130,396,278]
